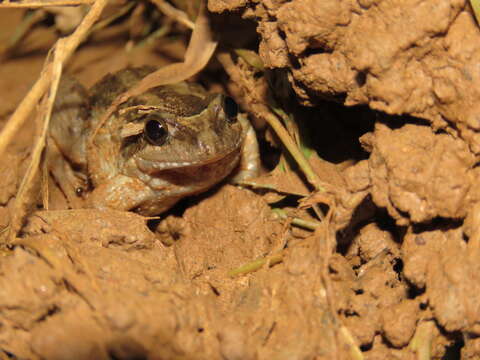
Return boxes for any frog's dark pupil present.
[223,96,238,122]
[145,119,168,145]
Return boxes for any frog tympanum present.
[48,67,259,215]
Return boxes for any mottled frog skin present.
[48,67,259,215]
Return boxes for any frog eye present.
[222,96,238,123]
[144,118,169,146]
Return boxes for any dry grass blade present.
[0,0,93,8]
[4,0,108,242]
[9,58,63,242]
[271,208,321,231]
[409,321,434,360]
[0,0,108,158]
[263,112,325,192]
[471,0,480,24]
[89,0,217,146]
[151,0,194,29]
[0,9,46,57]
[124,0,216,98]
[228,253,284,277]
[217,52,326,194]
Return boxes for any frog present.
[47,66,259,216]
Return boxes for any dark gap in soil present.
[269,195,302,210]
[209,283,221,296]
[299,102,374,164]
[210,11,259,50]
[36,305,60,322]
[342,308,360,317]
[376,209,408,244]
[1,350,17,359]
[442,333,464,360]
[392,257,403,276]
[360,343,373,352]
[355,71,367,87]
[434,322,465,360]
[107,336,147,360]
[337,205,405,256]
[288,53,302,70]
[406,283,425,300]
[336,195,377,253]
[301,45,332,57]
[375,112,431,130]
[411,217,464,234]
[257,134,282,171]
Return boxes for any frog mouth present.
[135,145,242,173]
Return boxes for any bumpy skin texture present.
[49,67,258,215]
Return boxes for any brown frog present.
[48,67,259,215]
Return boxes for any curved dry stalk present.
[264,112,325,192]
[0,0,93,8]
[9,59,63,241]
[339,326,364,360]
[271,208,321,231]
[409,321,435,360]
[4,0,109,242]
[0,0,108,158]
[228,253,284,277]
[471,0,480,25]
[151,0,194,29]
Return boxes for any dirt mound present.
[0,0,479,358]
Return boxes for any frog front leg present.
[87,175,154,212]
[48,76,89,208]
[230,115,261,182]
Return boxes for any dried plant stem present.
[264,112,325,192]
[471,0,480,24]
[151,0,194,29]
[409,321,434,360]
[271,208,320,231]
[0,0,93,8]
[5,0,108,242]
[0,0,107,158]
[228,253,283,277]
[11,60,63,239]
[339,326,364,360]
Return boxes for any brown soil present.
[0,0,479,359]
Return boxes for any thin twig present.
[264,112,325,192]
[228,253,284,277]
[271,208,321,231]
[0,0,93,8]
[151,0,194,29]
[0,0,108,158]
[4,0,109,242]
